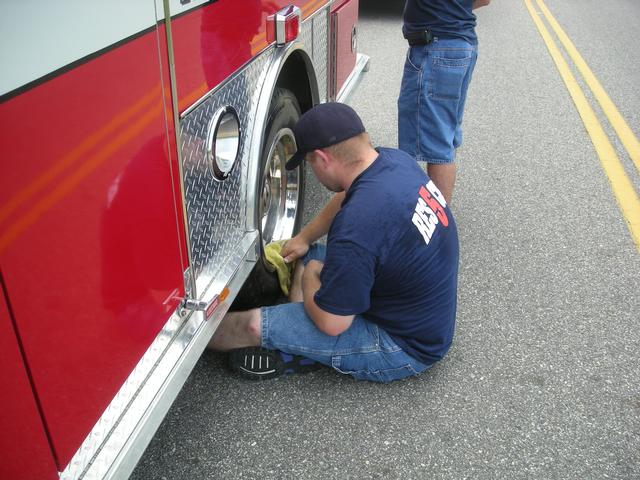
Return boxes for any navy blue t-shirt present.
[403,0,478,45]
[314,148,459,365]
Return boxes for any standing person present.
[209,102,459,384]
[398,0,490,204]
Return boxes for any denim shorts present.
[260,244,432,383]
[398,38,478,164]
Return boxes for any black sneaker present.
[228,347,322,380]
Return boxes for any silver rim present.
[260,127,301,245]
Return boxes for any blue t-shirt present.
[314,148,459,365]
[403,0,478,45]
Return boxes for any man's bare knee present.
[246,311,262,343]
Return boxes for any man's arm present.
[472,0,490,9]
[302,260,354,336]
[282,192,345,263]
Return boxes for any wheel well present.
[275,51,315,113]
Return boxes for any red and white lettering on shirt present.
[412,180,449,245]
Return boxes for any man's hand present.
[281,193,345,263]
[282,235,310,263]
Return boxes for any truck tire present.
[231,88,305,310]
[257,87,305,248]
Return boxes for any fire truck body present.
[0,1,367,478]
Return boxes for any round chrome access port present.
[206,106,241,181]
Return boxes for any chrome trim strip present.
[245,42,319,232]
[245,24,324,231]
[192,231,258,312]
[101,240,258,480]
[329,8,338,98]
[60,308,193,479]
[60,237,258,480]
[162,0,196,294]
[336,53,370,104]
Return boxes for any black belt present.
[404,29,434,46]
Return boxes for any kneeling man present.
[210,102,459,383]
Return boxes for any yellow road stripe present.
[524,0,640,251]
[536,0,640,174]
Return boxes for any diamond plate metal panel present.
[180,53,271,296]
[310,11,329,103]
[180,9,330,298]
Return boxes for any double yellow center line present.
[525,0,640,252]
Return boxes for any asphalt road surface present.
[132,1,640,478]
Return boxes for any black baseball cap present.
[285,102,366,170]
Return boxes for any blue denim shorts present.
[398,38,478,164]
[260,244,432,383]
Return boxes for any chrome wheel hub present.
[260,128,300,245]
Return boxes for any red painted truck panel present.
[0,28,185,468]
[0,278,58,480]
[331,0,359,97]
[170,0,328,110]
[0,0,359,473]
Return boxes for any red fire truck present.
[0,1,367,478]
